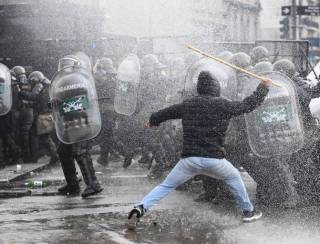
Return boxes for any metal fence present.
[256,40,310,76]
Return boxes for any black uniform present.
[17,81,34,162]
[289,77,320,204]
[57,140,103,197]
[94,73,117,166]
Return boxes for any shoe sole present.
[242,212,263,223]
[81,188,103,198]
[126,215,139,231]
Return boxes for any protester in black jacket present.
[150,71,269,159]
[127,71,271,225]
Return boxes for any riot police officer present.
[18,71,58,165]
[274,59,320,205]
[12,66,34,163]
[274,59,320,128]
[50,53,103,197]
[231,55,299,207]
[93,57,117,166]
[253,61,273,74]
[217,50,233,61]
[121,54,167,172]
[137,54,168,178]
[167,57,185,98]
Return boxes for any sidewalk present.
[0,156,51,198]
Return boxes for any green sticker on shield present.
[60,95,89,114]
[256,105,292,124]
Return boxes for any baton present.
[186,44,283,88]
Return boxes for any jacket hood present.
[197,71,221,97]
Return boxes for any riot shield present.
[244,71,304,158]
[0,63,12,116]
[74,51,92,71]
[114,54,140,116]
[184,58,237,100]
[50,53,101,144]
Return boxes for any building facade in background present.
[189,0,261,42]
[0,0,261,42]
[100,0,261,42]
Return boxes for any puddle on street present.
[0,205,320,244]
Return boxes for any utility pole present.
[298,0,302,39]
[292,0,297,39]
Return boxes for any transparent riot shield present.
[74,51,92,71]
[184,58,237,100]
[0,63,12,116]
[244,71,304,158]
[114,54,140,116]
[50,53,101,144]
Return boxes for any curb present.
[0,157,51,184]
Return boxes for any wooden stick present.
[186,44,283,88]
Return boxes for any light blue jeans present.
[139,157,254,212]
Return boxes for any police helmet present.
[230,52,251,69]
[273,59,296,78]
[250,46,269,65]
[253,61,273,74]
[218,51,233,62]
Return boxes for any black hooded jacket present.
[149,71,269,159]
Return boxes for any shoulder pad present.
[32,83,44,94]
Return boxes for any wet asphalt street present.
[0,156,320,244]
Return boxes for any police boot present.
[148,147,167,179]
[77,154,103,198]
[138,152,153,165]
[98,137,114,166]
[97,148,109,166]
[49,153,59,166]
[47,137,59,165]
[21,132,33,163]
[123,150,135,169]
[58,145,80,195]
[148,161,165,180]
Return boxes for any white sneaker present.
[242,209,263,223]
